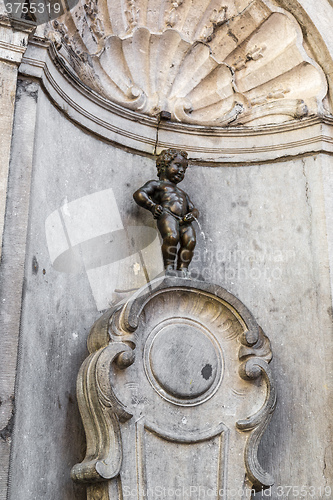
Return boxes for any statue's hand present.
[152,204,163,219]
[181,213,195,224]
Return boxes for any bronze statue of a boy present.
[133,149,198,275]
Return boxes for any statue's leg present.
[178,224,196,270]
[157,214,179,269]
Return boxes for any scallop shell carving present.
[48,0,327,126]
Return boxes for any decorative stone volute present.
[71,277,276,499]
[45,0,327,126]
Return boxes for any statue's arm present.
[133,180,160,214]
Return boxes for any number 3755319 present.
[276,486,331,497]
[5,2,61,14]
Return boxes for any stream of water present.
[193,216,208,257]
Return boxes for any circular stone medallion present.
[144,319,223,405]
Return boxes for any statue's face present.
[165,154,188,184]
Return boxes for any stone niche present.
[3,1,333,499]
[71,276,276,500]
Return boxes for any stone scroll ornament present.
[71,277,276,499]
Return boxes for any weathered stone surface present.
[274,0,333,111]
[0,60,17,261]
[1,2,333,500]
[6,91,160,500]
[0,16,35,257]
[45,0,327,126]
[17,35,333,163]
[0,77,39,500]
[4,89,332,498]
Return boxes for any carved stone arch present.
[44,0,329,126]
[18,0,333,161]
[72,277,276,500]
[272,0,333,111]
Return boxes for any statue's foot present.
[165,265,177,277]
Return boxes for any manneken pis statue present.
[133,149,199,275]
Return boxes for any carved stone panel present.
[71,277,276,499]
[46,0,327,126]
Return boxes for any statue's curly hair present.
[156,149,188,178]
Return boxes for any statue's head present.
[156,149,188,180]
